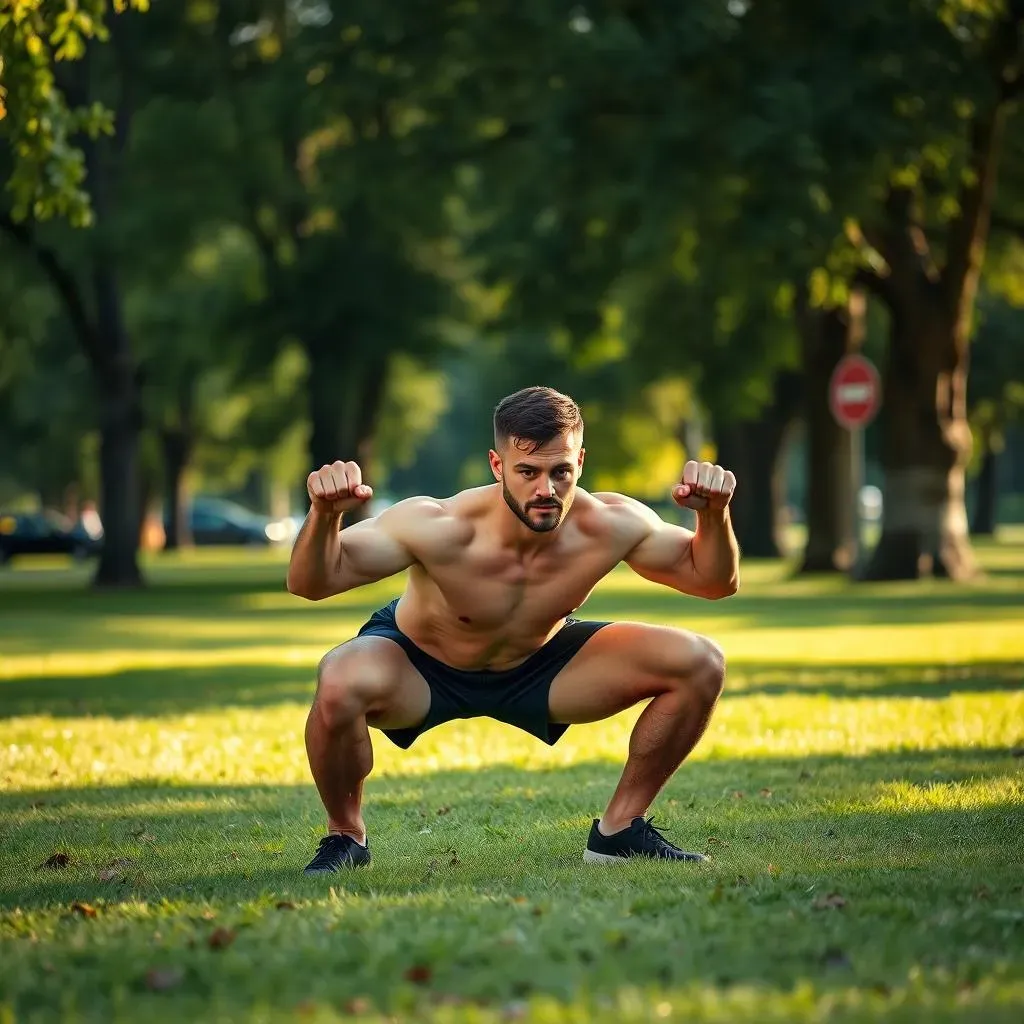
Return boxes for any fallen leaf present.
[98,859,132,882]
[343,998,371,1014]
[70,902,97,918]
[38,852,71,870]
[208,927,236,950]
[531,906,544,916]
[145,967,183,992]
[974,885,991,901]
[449,850,460,867]
[436,806,452,816]
[30,801,46,809]
[759,788,773,798]
[812,892,847,910]
[137,833,156,844]
[731,790,745,799]
[404,964,432,985]
[275,901,297,911]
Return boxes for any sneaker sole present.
[583,848,630,865]
[303,859,372,875]
[583,848,709,865]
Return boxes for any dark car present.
[0,510,102,566]
[166,496,286,547]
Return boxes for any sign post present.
[829,354,881,574]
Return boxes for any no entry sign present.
[830,354,881,430]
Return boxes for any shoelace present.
[309,834,349,867]
[638,816,679,853]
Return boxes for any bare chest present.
[419,540,618,629]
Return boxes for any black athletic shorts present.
[354,598,611,749]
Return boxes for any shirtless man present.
[287,386,739,873]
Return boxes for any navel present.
[458,615,471,624]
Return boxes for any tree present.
[966,287,1024,534]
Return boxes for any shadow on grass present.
[729,661,1024,701]
[2,657,1020,719]
[3,746,1021,906]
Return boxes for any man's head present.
[489,386,585,534]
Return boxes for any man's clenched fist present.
[307,461,373,515]
[672,460,736,512]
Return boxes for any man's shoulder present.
[576,490,662,540]
[588,490,663,521]
[377,492,476,546]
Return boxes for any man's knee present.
[314,642,392,727]
[660,630,726,704]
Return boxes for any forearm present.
[688,509,740,598]
[286,508,343,599]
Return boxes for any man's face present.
[489,430,585,534]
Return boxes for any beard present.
[502,481,564,533]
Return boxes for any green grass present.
[1,533,1023,1023]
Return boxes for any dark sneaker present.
[583,816,708,864]
[303,834,371,874]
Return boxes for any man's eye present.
[555,469,570,479]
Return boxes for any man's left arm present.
[621,460,740,600]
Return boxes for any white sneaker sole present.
[582,848,629,865]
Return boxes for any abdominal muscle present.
[393,564,602,671]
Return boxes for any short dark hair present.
[493,386,583,452]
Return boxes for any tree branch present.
[990,211,1024,240]
[853,265,894,305]
[942,108,1006,322]
[0,214,103,372]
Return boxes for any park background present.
[1,2,1023,1023]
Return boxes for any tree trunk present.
[89,269,143,586]
[95,395,143,587]
[161,429,193,549]
[862,96,1007,581]
[307,343,390,526]
[971,434,999,536]
[713,372,801,559]
[795,291,863,573]
[863,304,976,580]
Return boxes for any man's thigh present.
[319,636,431,731]
[547,621,715,725]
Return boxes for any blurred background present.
[2,0,1023,585]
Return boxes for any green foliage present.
[0,0,149,225]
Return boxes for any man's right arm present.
[286,498,434,600]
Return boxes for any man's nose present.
[535,478,555,497]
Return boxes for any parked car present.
[165,496,292,547]
[0,510,102,565]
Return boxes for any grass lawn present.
[1,531,1023,1023]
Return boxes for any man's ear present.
[488,449,502,481]
[578,447,586,477]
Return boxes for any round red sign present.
[829,354,881,430]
